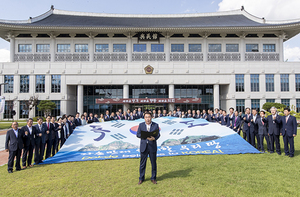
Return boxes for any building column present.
[127,33,132,62]
[240,33,246,62]
[202,35,208,62]
[279,34,284,62]
[168,84,174,111]
[50,34,56,62]
[77,85,84,114]
[123,84,129,112]
[213,84,220,109]
[165,33,170,62]
[89,35,94,62]
[9,34,15,62]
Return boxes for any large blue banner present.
[42,117,260,164]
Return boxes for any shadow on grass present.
[157,168,192,181]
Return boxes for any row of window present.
[18,43,276,53]
[5,100,61,119]
[236,74,297,92]
[4,75,61,94]
[236,98,296,113]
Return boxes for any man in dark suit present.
[60,116,68,147]
[34,117,46,163]
[66,115,74,135]
[256,111,270,153]
[266,107,282,155]
[227,108,235,129]
[243,107,252,144]
[233,111,241,133]
[137,112,160,185]
[194,110,201,119]
[21,118,37,168]
[250,109,260,150]
[220,110,228,126]
[51,116,59,156]
[93,114,100,122]
[152,110,158,118]
[74,112,82,126]
[43,116,55,159]
[5,122,28,173]
[136,108,144,119]
[281,107,297,157]
[104,110,110,121]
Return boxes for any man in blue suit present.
[256,111,270,153]
[250,108,260,150]
[137,112,160,185]
[227,107,235,129]
[5,122,28,173]
[34,117,46,163]
[233,111,241,133]
[243,107,252,144]
[266,107,282,155]
[43,116,55,159]
[280,107,297,157]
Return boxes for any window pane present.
[133,44,147,52]
[251,99,260,111]
[296,74,300,91]
[4,75,14,93]
[171,44,184,52]
[51,75,61,93]
[263,44,275,52]
[36,44,50,53]
[246,44,259,52]
[113,44,126,52]
[75,44,88,52]
[235,74,244,92]
[226,44,239,52]
[95,44,109,52]
[189,44,202,52]
[151,44,164,52]
[250,74,259,92]
[236,99,245,114]
[36,75,45,93]
[20,75,29,93]
[266,74,274,92]
[208,44,221,52]
[57,44,71,53]
[18,44,32,53]
[280,74,289,92]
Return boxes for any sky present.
[0,0,299,62]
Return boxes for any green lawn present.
[0,131,300,196]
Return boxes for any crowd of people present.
[5,106,297,173]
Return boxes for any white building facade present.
[1,7,300,119]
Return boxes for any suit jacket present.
[194,114,201,119]
[153,113,158,118]
[66,120,74,135]
[250,114,260,133]
[233,116,241,130]
[137,122,160,153]
[136,112,144,119]
[256,117,268,135]
[74,118,82,126]
[104,115,110,121]
[266,115,282,135]
[202,114,207,120]
[207,114,212,122]
[34,123,47,144]
[243,114,251,131]
[43,122,55,141]
[52,122,60,139]
[221,115,228,126]
[227,114,235,128]
[5,129,26,151]
[21,125,37,147]
[281,115,297,137]
[93,117,99,122]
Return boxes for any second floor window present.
[113,44,126,52]
[57,44,71,53]
[133,44,147,52]
[235,74,244,92]
[250,74,259,92]
[246,44,259,52]
[151,44,164,52]
[226,44,239,52]
[266,74,274,92]
[20,75,29,93]
[4,75,14,93]
[36,75,45,93]
[280,74,289,92]
[263,44,275,52]
[95,44,109,52]
[18,44,32,53]
[171,44,184,52]
[208,44,221,52]
[36,44,50,53]
[75,44,88,52]
[189,44,201,52]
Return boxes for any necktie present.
[47,123,49,130]
[262,119,264,125]
[234,117,237,126]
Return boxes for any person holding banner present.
[137,112,160,185]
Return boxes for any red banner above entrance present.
[95,98,201,104]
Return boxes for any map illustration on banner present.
[42,117,261,165]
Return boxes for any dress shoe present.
[8,170,13,173]
[16,169,21,171]
[289,155,294,158]
[285,154,289,156]
[138,180,143,185]
[151,180,157,184]
[277,152,281,155]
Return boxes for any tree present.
[37,100,56,117]
[262,102,286,112]
[23,96,39,116]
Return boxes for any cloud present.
[0,49,10,62]
[284,45,300,62]
[218,0,300,20]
